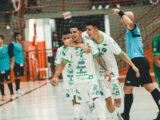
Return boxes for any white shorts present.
[65,87,75,100]
[75,81,100,103]
[98,79,111,99]
[108,79,122,99]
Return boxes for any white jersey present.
[55,46,74,87]
[62,39,100,84]
[82,31,122,80]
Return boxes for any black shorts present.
[0,70,11,82]
[125,57,153,87]
[14,63,24,77]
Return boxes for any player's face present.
[62,34,71,43]
[70,28,81,42]
[16,34,22,41]
[86,25,97,39]
[0,37,3,45]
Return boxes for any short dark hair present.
[86,20,100,29]
[61,29,70,36]
[0,35,4,40]
[69,23,82,31]
[13,32,20,40]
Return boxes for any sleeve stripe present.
[54,63,60,66]
[153,53,160,55]
[94,52,100,56]
[118,51,123,56]
[62,58,71,63]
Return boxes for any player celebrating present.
[51,24,111,120]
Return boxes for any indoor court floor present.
[0,80,159,120]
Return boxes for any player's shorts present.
[75,81,100,103]
[125,57,153,87]
[65,87,76,100]
[98,79,111,99]
[109,79,122,99]
[0,70,11,82]
[14,63,24,77]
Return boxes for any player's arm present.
[51,60,67,86]
[8,43,15,70]
[94,55,111,82]
[112,8,134,30]
[64,39,90,53]
[120,51,140,78]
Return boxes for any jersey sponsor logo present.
[103,44,107,46]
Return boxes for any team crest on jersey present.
[102,48,107,53]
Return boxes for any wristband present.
[118,11,125,17]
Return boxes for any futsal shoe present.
[10,94,15,100]
[120,113,130,120]
[16,89,25,97]
[1,96,5,102]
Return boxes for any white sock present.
[115,106,121,114]
[73,104,81,119]
[111,110,118,120]
[94,98,106,120]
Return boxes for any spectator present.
[0,0,13,29]
[52,32,60,48]
[91,0,120,10]
[12,0,20,11]
[24,0,41,13]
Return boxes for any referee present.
[0,35,14,101]
[152,34,160,88]
[9,32,25,96]
[112,9,160,120]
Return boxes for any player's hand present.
[10,63,14,70]
[104,71,111,82]
[50,77,58,86]
[132,66,140,78]
[112,8,120,15]
[79,44,90,53]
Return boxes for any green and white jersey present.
[82,31,123,80]
[62,39,100,84]
[55,46,74,87]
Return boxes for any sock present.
[111,110,118,120]
[73,104,81,119]
[123,94,133,117]
[8,83,14,95]
[151,88,160,111]
[0,84,5,96]
[94,98,106,120]
[115,106,121,113]
[15,78,20,91]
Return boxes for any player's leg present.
[110,80,122,113]
[89,81,106,120]
[14,63,24,96]
[153,62,160,88]
[5,70,14,100]
[0,73,5,101]
[98,79,118,120]
[140,57,160,120]
[121,64,138,120]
